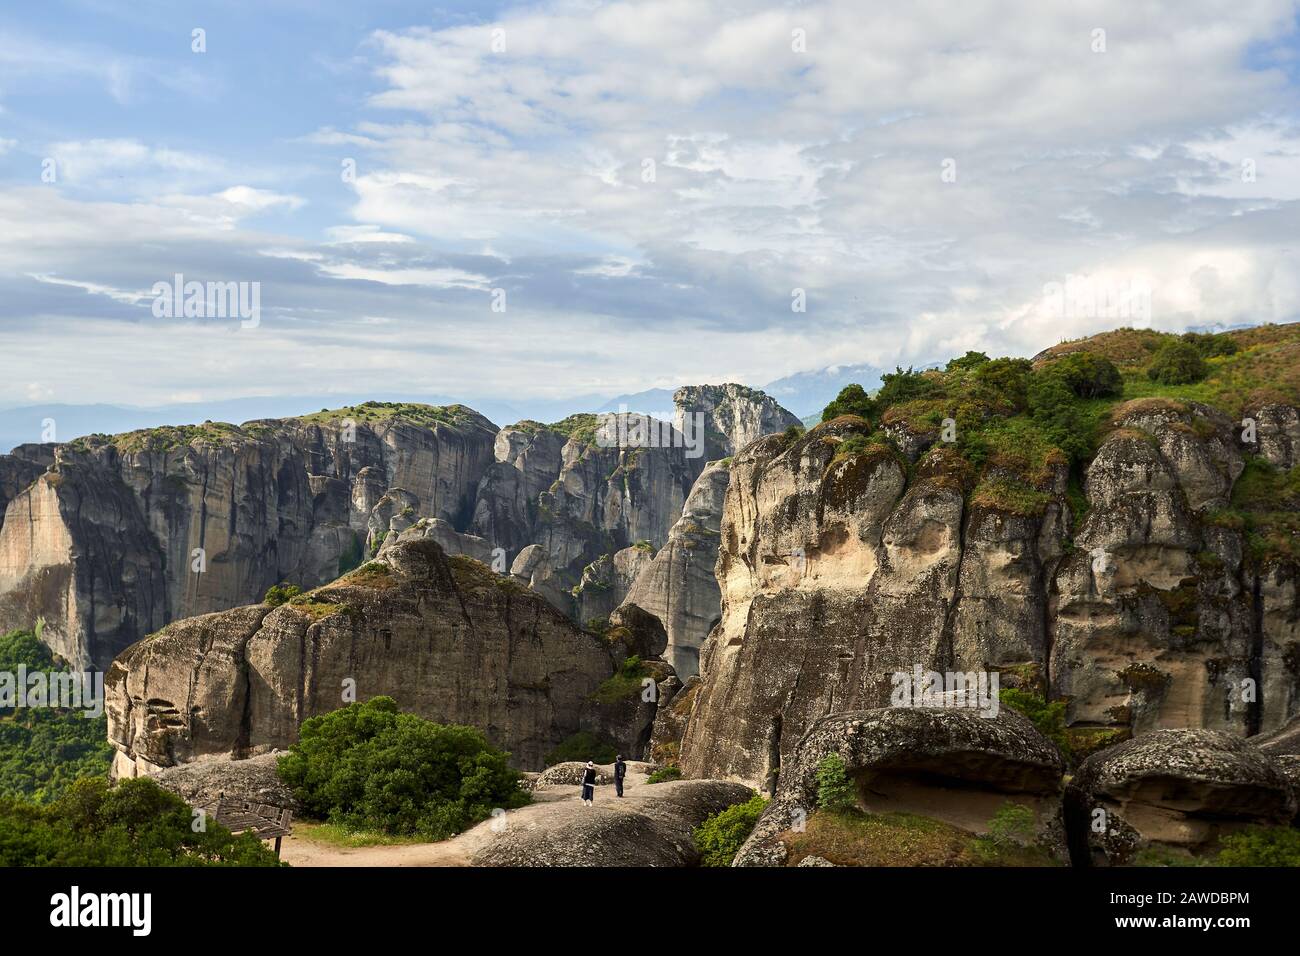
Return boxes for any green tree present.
[263,583,302,607]
[973,357,1034,410]
[0,630,113,803]
[1148,338,1209,385]
[0,777,282,866]
[1047,352,1123,399]
[276,696,529,839]
[1026,372,1093,463]
[821,383,873,423]
[946,350,990,373]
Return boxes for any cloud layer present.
[1,0,1298,413]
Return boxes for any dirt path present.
[281,768,647,867]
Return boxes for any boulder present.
[149,752,300,812]
[471,779,753,866]
[1066,729,1297,865]
[734,707,1067,867]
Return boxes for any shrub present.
[1215,826,1300,867]
[276,696,529,840]
[874,366,937,416]
[0,777,282,866]
[1182,331,1238,358]
[544,731,618,767]
[973,357,1034,410]
[1047,352,1123,398]
[946,350,990,373]
[263,583,302,607]
[693,793,767,866]
[647,766,682,784]
[999,688,1070,756]
[815,754,856,812]
[1148,338,1209,385]
[986,802,1036,846]
[589,655,648,704]
[1026,372,1093,462]
[821,383,873,423]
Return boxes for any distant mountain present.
[761,363,886,419]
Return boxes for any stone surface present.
[0,406,498,668]
[1066,729,1297,865]
[471,779,753,866]
[619,461,730,677]
[150,752,300,812]
[733,707,1067,866]
[681,401,1300,788]
[106,539,661,776]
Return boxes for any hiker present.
[581,760,597,806]
[614,754,627,797]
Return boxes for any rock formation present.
[734,707,1068,866]
[0,404,497,668]
[618,461,730,676]
[106,539,670,777]
[1066,729,1297,865]
[681,399,1300,787]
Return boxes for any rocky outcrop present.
[681,399,1300,788]
[0,405,498,668]
[150,752,300,811]
[471,778,753,866]
[734,707,1067,866]
[106,539,666,776]
[674,384,803,462]
[618,462,730,677]
[1066,730,1296,865]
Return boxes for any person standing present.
[580,760,597,806]
[613,754,627,797]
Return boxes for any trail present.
[281,766,649,867]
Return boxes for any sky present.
[1,0,1299,416]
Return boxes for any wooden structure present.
[207,793,294,857]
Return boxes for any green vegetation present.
[970,802,1037,862]
[547,413,601,445]
[1214,826,1300,866]
[646,765,682,784]
[545,731,618,766]
[1217,457,1300,564]
[1147,338,1208,385]
[337,533,364,577]
[781,806,1060,867]
[263,582,302,607]
[0,776,282,866]
[814,754,855,812]
[693,793,767,866]
[802,324,1300,528]
[277,697,528,841]
[295,401,477,430]
[999,688,1070,757]
[290,820,425,848]
[0,630,112,803]
[589,655,649,704]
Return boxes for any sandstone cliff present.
[106,539,669,776]
[681,396,1300,787]
[0,404,497,668]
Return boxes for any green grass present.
[781,808,1060,867]
[291,820,428,848]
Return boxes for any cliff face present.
[106,539,668,776]
[0,405,497,668]
[681,402,1300,787]
[619,461,731,677]
[674,383,804,462]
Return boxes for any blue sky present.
[1,0,1299,418]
